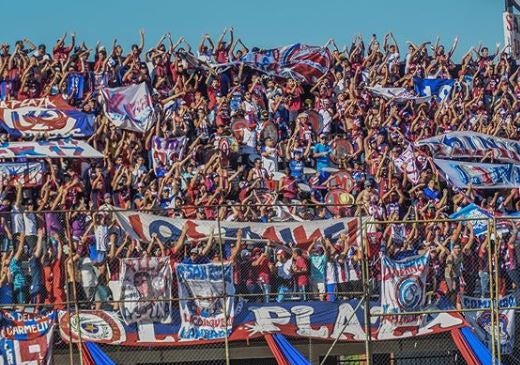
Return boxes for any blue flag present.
[66,72,85,99]
[414,77,455,101]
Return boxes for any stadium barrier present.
[0,206,517,364]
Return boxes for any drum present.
[219,136,239,158]
[327,171,355,193]
[325,188,355,216]
[330,138,353,165]
[306,110,323,135]
[230,118,249,142]
[260,121,279,143]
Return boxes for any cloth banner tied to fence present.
[120,257,173,325]
[176,263,235,341]
[461,295,516,355]
[114,211,360,247]
[0,311,56,365]
[380,253,429,336]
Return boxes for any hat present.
[104,193,111,199]
[190,248,199,255]
[276,249,285,255]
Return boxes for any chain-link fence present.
[0,207,517,364]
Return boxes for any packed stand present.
[0,29,518,309]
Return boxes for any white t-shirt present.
[80,257,98,288]
[11,205,24,235]
[94,225,109,252]
[276,259,293,280]
[23,212,38,236]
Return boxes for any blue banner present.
[449,203,492,237]
[66,72,85,99]
[414,77,455,101]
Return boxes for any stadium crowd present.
[0,29,518,309]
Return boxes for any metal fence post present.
[360,215,372,364]
[216,204,231,365]
[487,220,496,364]
[65,211,84,365]
[492,218,502,364]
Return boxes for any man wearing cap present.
[274,249,293,303]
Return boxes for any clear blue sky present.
[2,0,507,60]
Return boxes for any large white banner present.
[120,257,173,325]
[176,263,235,341]
[461,295,516,354]
[0,140,103,159]
[380,253,429,335]
[416,131,520,163]
[504,12,520,60]
[101,83,155,133]
[114,211,360,246]
[434,159,520,189]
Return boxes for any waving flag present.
[240,44,331,84]
[151,136,186,175]
[366,86,432,104]
[416,132,520,163]
[101,83,155,133]
[434,159,520,189]
[449,203,492,237]
[393,145,423,184]
[0,97,94,137]
[0,162,45,187]
[0,140,103,159]
[114,211,360,247]
[414,78,455,101]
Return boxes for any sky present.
[1,0,509,60]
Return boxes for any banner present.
[151,136,186,175]
[366,86,431,104]
[416,132,520,163]
[461,295,516,354]
[176,263,235,341]
[114,211,360,247]
[0,97,94,137]
[504,12,520,60]
[449,203,492,237]
[101,83,155,133]
[120,257,173,325]
[413,77,455,101]
[434,159,520,189]
[0,311,56,365]
[57,299,463,346]
[393,145,422,184]
[240,44,331,84]
[66,72,85,100]
[0,140,103,159]
[380,253,429,335]
[0,162,44,187]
